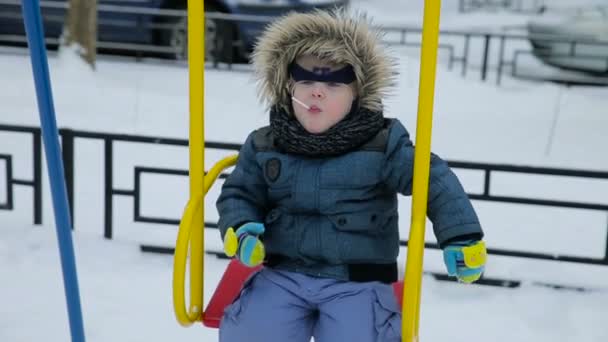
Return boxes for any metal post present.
[605,213,608,263]
[104,138,113,239]
[33,130,43,224]
[173,0,205,326]
[60,128,75,227]
[461,35,470,77]
[512,51,519,77]
[6,155,13,210]
[226,18,234,70]
[447,46,454,71]
[133,168,140,219]
[484,169,491,196]
[481,34,490,81]
[496,35,506,85]
[21,1,85,341]
[402,0,442,341]
[212,18,220,69]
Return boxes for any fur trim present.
[252,9,396,113]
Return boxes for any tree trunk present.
[63,0,97,68]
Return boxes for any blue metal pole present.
[21,1,86,341]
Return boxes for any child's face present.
[291,56,356,134]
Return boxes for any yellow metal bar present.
[402,1,442,342]
[173,196,203,326]
[188,0,205,323]
[203,154,238,195]
[172,0,205,326]
[173,154,239,326]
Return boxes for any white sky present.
[1,1,608,341]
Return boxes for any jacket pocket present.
[328,211,390,234]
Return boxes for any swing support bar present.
[171,1,240,327]
[172,0,205,326]
[402,1,442,342]
[21,1,86,341]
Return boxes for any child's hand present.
[442,240,487,283]
[223,222,266,268]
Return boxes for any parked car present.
[527,6,608,74]
[0,0,349,62]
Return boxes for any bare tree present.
[63,0,97,67]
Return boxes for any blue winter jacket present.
[216,119,483,282]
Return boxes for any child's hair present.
[252,9,396,113]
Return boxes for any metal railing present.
[56,128,241,239]
[2,124,608,267]
[0,124,43,224]
[414,161,608,266]
[498,33,608,85]
[382,27,608,85]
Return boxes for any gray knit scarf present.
[269,102,384,157]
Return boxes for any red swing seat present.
[203,259,404,328]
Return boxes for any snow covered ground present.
[2,222,607,342]
[2,1,608,341]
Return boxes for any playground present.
[1,1,608,341]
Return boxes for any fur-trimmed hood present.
[252,10,396,113]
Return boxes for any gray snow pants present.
[219,267,401,342]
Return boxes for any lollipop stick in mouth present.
[292,96,311,110]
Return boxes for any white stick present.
[291,96,310,110]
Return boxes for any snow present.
[2,1,608,341]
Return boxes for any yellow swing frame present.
[172,1,443,341]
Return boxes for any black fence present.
[56,128,241,239]
[0,124,42,224]
[1,0,607,85]
[381,27,608,86]
[2,124,608,268]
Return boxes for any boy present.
[216,10,485,342]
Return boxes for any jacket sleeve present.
[381,120,484,247]
[216,132,269,240]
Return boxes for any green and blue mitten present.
[443,240,487,283]
[223,222,265,268]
